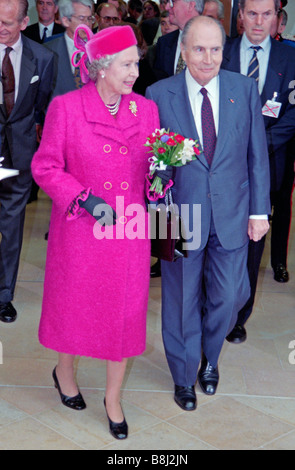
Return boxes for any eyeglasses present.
[168,0,180,7]
[70,15,95,24]
[100,15,120,23]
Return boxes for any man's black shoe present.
[0,302,17,323]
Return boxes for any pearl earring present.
[101,72,105,79]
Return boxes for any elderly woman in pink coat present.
[31,25,159,440]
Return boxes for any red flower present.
[166,138,177,146]
[149,136,157,144]
[158,147,166,154]
[194,146,200,156]
[174,134,185,143]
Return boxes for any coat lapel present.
[8,37,37,121]
[212,70,238,167]
[261,39,284,105]
[81,82,140,146]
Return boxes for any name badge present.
[262,92,282,118]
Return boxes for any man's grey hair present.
[58,0,94,19]
[181,15,226,48]
[239,0,281,13]
[204,0,224,19]
[182,0,204,15]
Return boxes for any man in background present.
[0,0,54,323]
[153,0,204,78]
[23,0,65,43]
[222,0,295,344]
[203,0,224,23]
[45,0,94,99]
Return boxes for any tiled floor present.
[0,189,294,450]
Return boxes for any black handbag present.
[149,188,188,262]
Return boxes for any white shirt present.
[0,35,23,102]
[185,68,219,147]
[64,33,79,74]
[240,33,271,95]
[39,21,55,41]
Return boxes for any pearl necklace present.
[105,96,122,116]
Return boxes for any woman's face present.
[143,2,156,19]
[100,46,139,99]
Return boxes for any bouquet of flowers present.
[145,129,202,200]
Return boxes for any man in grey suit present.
[0,0,54,322]
[146,15,270,410]
[45,0,94,99]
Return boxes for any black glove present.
[79,194,116,226]
[154,166,173,186]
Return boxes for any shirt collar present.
[185,67,219,99]
[0,34,22,53]
[241,32,271,52]
[39,21,54,34]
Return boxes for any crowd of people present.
[0,0,294,441]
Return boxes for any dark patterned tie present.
[175,53,186,74]
[2,47,15,117]
[247,46,261,84]
[200,87,216,166]
[73,53,83,89]
[41,26,48,43]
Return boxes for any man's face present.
[181,18,223,86]
[203,1,220,20]
[62,3,93,38]
[241,0,276,45]
[0,0,29,46]
[36,0,58,26]
[166,0,199,31]
[97,5,120,29]
[160,15,179,35]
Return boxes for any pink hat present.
[72,25,137,83]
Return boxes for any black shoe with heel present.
[52,367,86,411]
[104,398,128,440]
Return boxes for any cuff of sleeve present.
[66,188,92,221]
[249,214,268,220]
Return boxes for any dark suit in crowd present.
[23,22,65,44]
[153,29,180,79]
[0,35,54,307]
[222,35,295,329]
[44,34,81,99]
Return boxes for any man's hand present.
[248,219,269,242]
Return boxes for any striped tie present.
[247,46,261,84]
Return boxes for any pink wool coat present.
[31,81,160,361]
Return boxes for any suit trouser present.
[161,217,250,387]
[0,171,32,303]
[237,156,295,327]
[271,153,295,269]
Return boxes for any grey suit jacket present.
[44,34,77,99]
[146,69,271,251]
[0,34,55,170]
